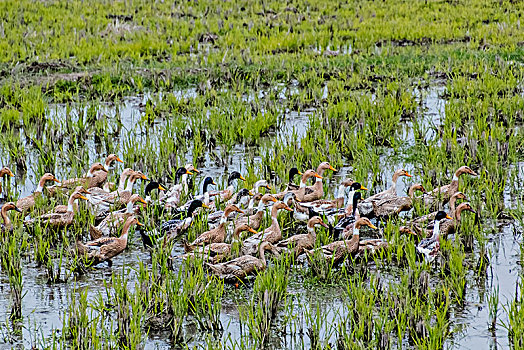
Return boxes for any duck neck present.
[455,207,464,222]
[307,224,317,238]
[449,196,458,217]
[407,186,418,198]
[352,226,360,238]
[67,196,77,213]
[126,201,134,214]
[432,220,441,240]
[257,200,265,212]
[117,172,129,191]
[36,177,47,193]
[125,177,136,191]
[259,246,268,267]
[344,190,355,208]
[1,207,10,229]
[247,197,256,210]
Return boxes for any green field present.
[0,0,523,348]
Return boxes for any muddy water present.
[0,87,520,349]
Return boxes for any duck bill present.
[469,169,479,176]
[360,185,368,191]
[212,181,216,185]
[298,171,303,175]
[8,170,14,177]
[295,198,302,202]
[192,168,200,173]
[446,214,453,220]
[270,197,277,203]
[53,178,60,183]
[236,208,245,214]
[116,157,124,163]
[158,184,166,191]
[141,174,149,180]
[185,170,193,175]
[202,203,210,209]
[329,165,337,171]
[239,175,246,181]
[265,185,272,190]
[247,227,258,234]
[136,220,144,226]
[405,172,413,177]
[139,197,147,205]
[369,223,378,230]
[79,195,89,201]
[468,208,477,214]
[284,205,293,212]
[248,191,254,196]
[314,173,323,179]
[14,206,22,213]
[320,222,329,228]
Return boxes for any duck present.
[89,194,147,240]
[333,191,363,237]
[163,167,194,209]
[210,171,246,201]
[302,162,337,202]
[280,191,310,222]
[0,166,14,198]
[158,199,210,245]
[242,192,263,215]
[75,217,142,266]
[228,188,253,209]
[302,180,366,214]
[181,224,258,263]
[195,176,217,209]
[16,173,60,212]
[283,167,302,191]
[307,217,377,266]
[250,179,271,194]
[365,183,426,219]
[275,216,328,256]
[363,169,412,203]
[91,171,147,210]
[241,201,293,255]
[205,241,274,282]
[411,202,476,238]
[234,194,277,230]
[144,181,166,203]
[407,192,467,231]
[54,186,91,213]
[0,202,22,232]
[416,211,452,262]
[425,165,478,207]
[186,205,244,247]
[88,154,124,189]
[24,190,88,228]
[58,162,107,189]
[182,163,200,194]
[293,169,323,201]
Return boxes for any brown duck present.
[59,162,107,189]
[24,191,88,228]
[89,194,147,240]
[234,194,277,230]
[0,202,22,232]
[241,201,293,255]
[16,173,60,212]
[181,224,258,263]
[205,241,274,281]
[76,217,142,265]
[307,218,377,265]
[292,169,323,201]
[302,162,337,202]
[425,165,477,207]
[275,216,328,256]
[370,183,426,219]
[188,205,245,247]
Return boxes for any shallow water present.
[0,86,521,349]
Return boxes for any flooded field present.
[1,0,524,349]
